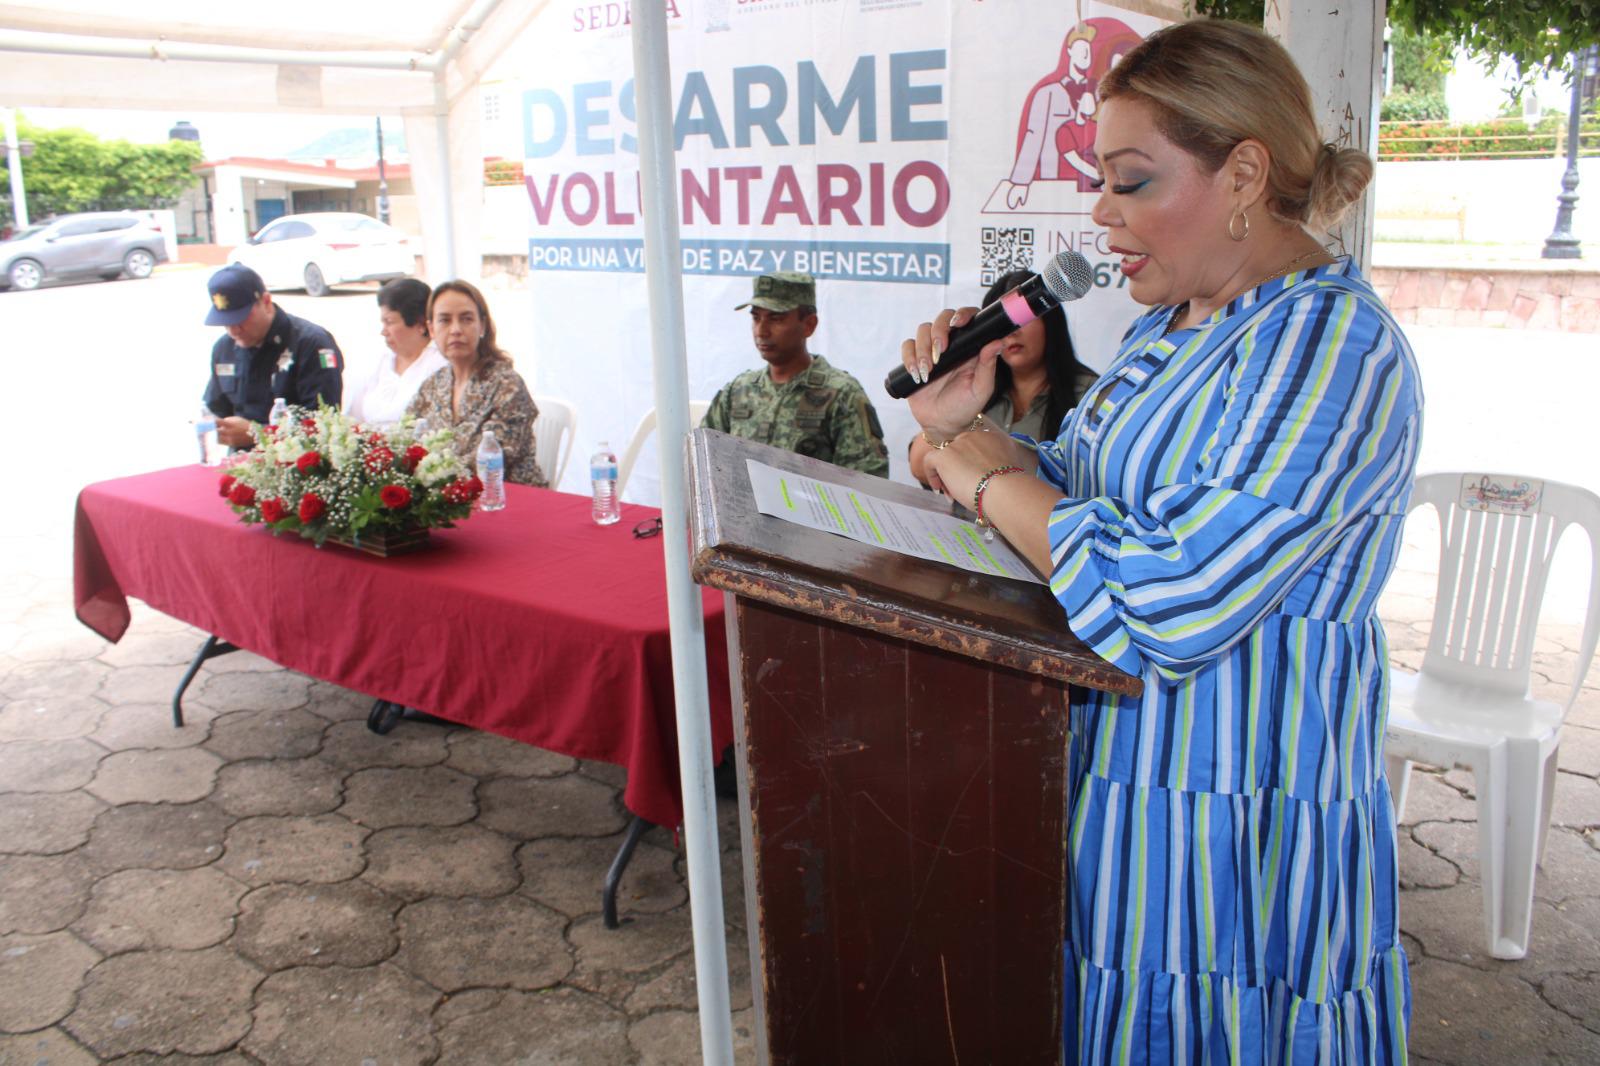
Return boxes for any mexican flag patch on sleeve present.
[318,349,339,369]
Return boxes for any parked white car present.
[228,212,415,297]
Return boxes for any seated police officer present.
[703,271,889,478]
[202,264,344,448]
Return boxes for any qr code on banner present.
[979,227,1035,287]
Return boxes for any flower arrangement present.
[219,403,482,548]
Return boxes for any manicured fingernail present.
[918,362,930,382]
[932,337,943,365]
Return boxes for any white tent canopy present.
[0,0,549,278]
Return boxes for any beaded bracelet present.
[973,465,1025,529]
[921,413,987,451]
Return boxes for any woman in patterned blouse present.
[902,20,1419,1065]
[407,280,545,487]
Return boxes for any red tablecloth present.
[74,465,732,830]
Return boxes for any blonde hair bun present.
[1308,144,1375,232]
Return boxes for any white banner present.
[494,0,1168,498]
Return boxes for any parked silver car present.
[0,212,170,291]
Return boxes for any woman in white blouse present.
[344,278,447,426]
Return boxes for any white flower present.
[274,436,306,464]
[326,428,359,470]
[414,452,456,487]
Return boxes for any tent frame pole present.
[629,1,734,1062]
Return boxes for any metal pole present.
[375,117,391,226]
[432,79,456,279]
[1543,50,1586,259]
[629,2,733,1064]
[0,28,433,70]
[4,108,27,229]
[0,0,505,72]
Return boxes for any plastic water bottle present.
[477,429,506,512]
[590,441,620,525]
[195,405,221,465]
[268,397,289,427]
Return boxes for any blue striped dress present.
[1035,258,1420,1064]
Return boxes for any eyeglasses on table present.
[632,516,663,539]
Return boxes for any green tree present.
[1390,25,1450,94]
[1386,0,1597,83]
[99,137,204,210]
[13,117,201,218]
[1382,24,1452,121]
[1191,0,1599,85]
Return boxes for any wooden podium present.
[686,430,1140,1066]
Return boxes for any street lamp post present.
[4,108,29,230]
[1543,46,1596,259]
[374,117,391,226]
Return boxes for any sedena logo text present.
[573,0,684,32]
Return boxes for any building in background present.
[171,120,417,247]
[185,157,417,245]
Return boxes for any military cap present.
[735,271,816,313]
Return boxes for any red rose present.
[364,446,395,473]
[298,492,326,523]
[380,484,413,509]
[219,474,237,498]
[260,497,287,523]
[228,482,256,506]
[296,451,322,474]
[467,476,483,496]
[403,445,427,471]
[300,417,318,432]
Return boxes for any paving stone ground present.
[0,527,760,1065]
[1,514,1596,1063]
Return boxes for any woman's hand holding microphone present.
[900,307,1034,502]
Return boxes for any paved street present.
[0,267,1596,1063]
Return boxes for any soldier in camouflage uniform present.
[702,272,889,478]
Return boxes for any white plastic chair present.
[531,395,577,488]
[1384,471,1600,959]
[616,401,710,499]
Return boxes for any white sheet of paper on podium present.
[745,458,1045,584]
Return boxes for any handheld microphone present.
[884,250,1095,400]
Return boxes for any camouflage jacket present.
[703,355,889,477]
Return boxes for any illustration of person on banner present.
[902,19,1418,1064]
[1004,17,1145,209]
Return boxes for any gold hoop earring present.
[1228,210,1250,242]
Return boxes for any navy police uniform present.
[200,263,343,424]
[203,304,344,422]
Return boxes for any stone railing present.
[1371,265,1600,332]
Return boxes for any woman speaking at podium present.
[902,20,1419,1064]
